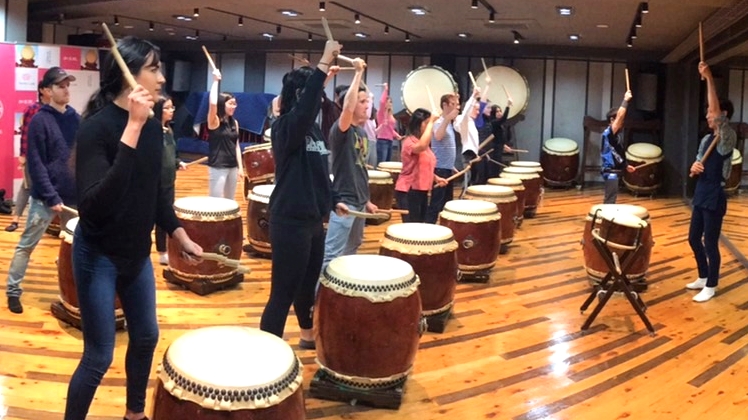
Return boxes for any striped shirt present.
[431,116,456,169]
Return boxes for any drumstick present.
[437,149,494,186]
[478,134,495,151]
[481,57,489,75]
[488,157,507,167]
[337,67,357,70]
[512,149,529,153]
[321,17,334,41]
[365,163,375,170]
[360,79,371,94]
[634,160,658,170]
[347,209,389,220]
[202,46,217,71]
[699,22,705,81]
[101,23,153,118]
[690,132,721,178]
[425,84,437,114]
[200,252,252,274]
[502,84,511,100]
[625,68,631,92]
[336,54,356,64]
[61,205,79,217]
[376,209,409,215]
[468,71,478,89]
[185,156,208,167]
[288,54,310,66]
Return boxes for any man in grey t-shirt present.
[322,57,378,272]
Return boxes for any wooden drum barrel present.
[464,185,516,253]
[242,143,275,184]
[248,185,275,255]
[315,255,422,389]
[152,326,305,420]
[165,197,244,295]
[725,148,742,195]
[623,143,662,195]
[487,177,526,228]
[439,200,501,273]
[500,167,542,218]
[540,138,579,187]
[51,217,125,330]
[367,170,394,210]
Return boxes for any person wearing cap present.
[5,67,80,314]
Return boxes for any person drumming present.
[375,82,402,164]
[64,36,202,420]
[425,93,460,223]
[600,90,636,203]
[259,40,347,348]
[485,98,516,180]
[685,62,737,303]
[206,68,243,199]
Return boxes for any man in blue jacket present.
[6,67,79,314]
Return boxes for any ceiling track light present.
[512,30,521,44]
[634,13,642,28]
[405,32,411,42]
[489,11,495,23]
[319,2,325,12]
[238,16,243,26]
[384,25,389,34]
[354,13,361,24]
[195,30,200,38]
[276,25,282,34]
[193,8,199,17]
[641,2,649,14]
[149,21,154,31]
[627,37,633,47]
[471,0,478,9]
[114,15,119,26]
[630,27,637,39]
[308,32,313,41]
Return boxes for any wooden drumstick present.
[481,57,489,75]
[512,149,530,153]
[321,17,334,41]
[101,23,153,118]
[468,71,478,89]
[185,156,208,167]
[436,149,493,186]
[625,68,631,92]
[61,205,79,217]
[376,209,409,215]
[699,22,705,81]
[202,45,217,71]
[634,160,658,170]
[288,54,310,66]
[336,54,356,64]
[337,67,357,71]
[502,84,511,100]
[347,209,389,220]
[488,157,507,167]
[200,252,252,274]
[690,133,720,178]
[426,84,438,114]
[478,134,495,151]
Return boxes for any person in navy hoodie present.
[5,67,79,314]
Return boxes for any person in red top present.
[395,108,447,222]
[5,83,51,232]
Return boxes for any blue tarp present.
[184,92,275,135]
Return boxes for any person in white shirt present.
[454,86,483,196]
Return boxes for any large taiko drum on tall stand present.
[725,148,742,194]
[247,184,275,256]
[582,204,653,292]
[540,138,579,187]
[475,66,529,119]
[314,255,422,393]
[51,218,125,330]
[439,200,501,276]
[242,143,275,184]
[401,66,458,114]
[464,185,516,253]
[487,177,526,228]
[152,326,305,420]
[500,167,542,218]
[164,197,244,295]
[623,143,662,195]
[379,223,457,332]
[377,161,403,186]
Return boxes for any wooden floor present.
[2,166,748,420]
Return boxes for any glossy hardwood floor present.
[2,166,748,420]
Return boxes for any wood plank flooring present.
[1,165,748,419]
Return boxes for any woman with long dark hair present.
[65,36,202,420]
[206,69,243,199]
[259,40,346,348]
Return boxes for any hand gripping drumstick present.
[101,23,154,118]
[61,205,79,217]
[200,252,251,274]
[689,132,721,178]
[202,46,217,72]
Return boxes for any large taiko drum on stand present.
[540,138,579,187]
[401,66,458,114]
[379,223,457,331]
[487,177,526,228]
[476,66,529,120]
[152,326,305,420]
[623,143,662,195]
[51,218,125,330]
[582,204,653,291]
[725,148,742,194]
[165,197,244,295]
[314,255,422,390]
[439,200,501,275]
[242,143,275,184]
[500,167,542,218]
[464,185,516,253]
[248,184,275,255]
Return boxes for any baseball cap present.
[40,67,76,88]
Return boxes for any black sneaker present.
[4,222,18,232]
[8,296,23,314]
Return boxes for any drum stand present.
[579,234,656,336]
[309,369,406,409]
[163,269,244,296]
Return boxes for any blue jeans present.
[426,168,454,223]
[6,198,69,297]
[208,166,238,199]
[322,204,366,273]
[65,228,159,420]
[376,139,393,164]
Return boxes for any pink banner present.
[0,43,17,195]
[60,46,81,70]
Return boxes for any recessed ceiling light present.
[457,32,470,38]
[262,33,275,39]
[185,35,197,40]
[280,9,301,17]
[557,6,573,16]
[596,24,609,28]
[354,32,368,38]
[569,34,579,41]
[408,6,428,15]
[173,15,193,22]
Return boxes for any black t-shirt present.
[207,118,239,168]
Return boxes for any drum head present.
[510,161,542,169]
[466,184,515,198]
[401,66,457,114]
[733,148,742,164]
[487,177,525,189]
[174,196,239,214]
[543,138,579,155]
[475,66,529,119]
[443,199,498,215]
[626,143,662,162]
[367,170,392,180]
[377,161,403,172]
[64,217,79,235]
[501,167,540,180]
[589,204,649,221]
[323,255,419,301]
[599,210,648,229]
[250,184,275,203]
[385,222,455,243]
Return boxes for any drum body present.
[167,197,243,286]
[367,170,394,211]
[315,255,422,388]
[583,204,654,282]
[500,167,542,218]
[540,138,579,186]
[623,143,662,194]
[725,148,742,194]
[475,66,529,119]
[377,161,403,186]
[46,214,61,236]
[379,223,458,316]
[152,326,305,420]
[248,185,275,254]
[439,200,501,273]
[401,66,457,114]
[53,218,124,328]
[242,143,275,183]
[464,185,516,249]
[487,177,526,227]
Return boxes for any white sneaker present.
[686,277,707,290]
[693,286,716,302]
[159,253,169,266]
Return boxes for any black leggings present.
[260,219,325,337]
[396,189,428,223]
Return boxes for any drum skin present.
[152,381,306,420]
[242,144,275,183]
[475,66,529,119]
[378,249,456,314]
[725,149,742,194]
[623,143,662,194]
[401,66,457,114]
[540,138,579,186]
[314,287,421,382]
[368,171,394,211]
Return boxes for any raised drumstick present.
[101,23,153,118]
[481,57,489,75]
[468,71,478,89]
[288,54,310,66]
[699,22,705,81]
[625,68,631,92]
[502,84,511,100]
[426,84,437,114]
[202,45,217,71]
[321,17,334,41]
